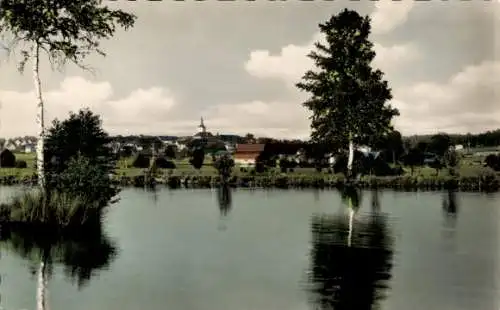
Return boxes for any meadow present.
[0,152,496,179]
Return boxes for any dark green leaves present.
[0,0,136,71]
[297,9,399,149]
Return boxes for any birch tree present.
[0,0,136,189]
[296,9,398,178]
[0,2,135,309]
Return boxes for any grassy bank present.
[1,153,499,191]
[1,173,498,192]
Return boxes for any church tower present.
[198,117,206,134]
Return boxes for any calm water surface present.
[0,186,499,310]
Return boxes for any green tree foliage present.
[44,109,118,206]
[416,141,429,153]
[164,145,177,159]
[45,109,114,172]
[444,150,460,176]
[0,149,16,167]
[0,0,136,71]
[296,9,399,152]
[485,154,500,171]
[213,154,235,182]
[52,155,119,209]
[375,130,404,164]
[0,0,136,189]
[429,133,452,157]
[190,148,205,170]
[429,158,445,176]
[132,153,150,169]
[15,160,27,168]
[403,148,423,176]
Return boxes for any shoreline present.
[0,174,498,192]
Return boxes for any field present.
[0,152,497,179]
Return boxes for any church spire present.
[198,117,206,133]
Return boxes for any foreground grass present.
[0,190,105,229]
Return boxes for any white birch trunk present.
[347,132,354,177]
[33,42,45,189]
[36,260,49,310]
[347,206,354,247]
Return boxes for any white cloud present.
[0,76,182,137]
[0,76,311,139]
[241,8,421,139]
[370,0,414,35]
[393,60,500,134]
[242,4,500,137]
[245,33,420,87]
[204,100,311,139]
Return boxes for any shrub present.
[15,160,27,168]
[485,154,500,171]
[213,153,235,181]
[255,159,265,173]
[119,146,134,158]
[132,153,150,168]
[190,148,205,170]
[164,145,176,159]
[48,155,119,210]
[444,150,460,175]
[0,149,16,167]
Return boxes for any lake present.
[0,186,499,310]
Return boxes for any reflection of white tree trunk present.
[36,260,49,310]
[347,207,354,247]
[33,41,46,189]
[347,132,354,177]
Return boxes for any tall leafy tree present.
[429,133,452,157]
[44,108,119,207]
[296,9,399,177]
[0,0,136,189]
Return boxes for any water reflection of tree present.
[307,188,394,310]
[0,224,118,308]
[442,190,458,224]
[217,185,232,217]
[441,190,459,246]
[217,185,232,231]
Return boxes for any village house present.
[234,143,266,166]
[24,143,36,153]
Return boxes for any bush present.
[155,157,176,169]
[119,146,134,158]
[0,149,16,167]
[48,155,119,209]
[190,148,205,170]
[213,154,234,181]
[132,153,150,168]
[15,160,27,168]
[255,159,265,173]
[164,145,176,159]
[485,154,500,171]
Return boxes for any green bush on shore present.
[0,109,119,230]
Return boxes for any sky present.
[0,0,499,139]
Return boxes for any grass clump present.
[0,189,106,229]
